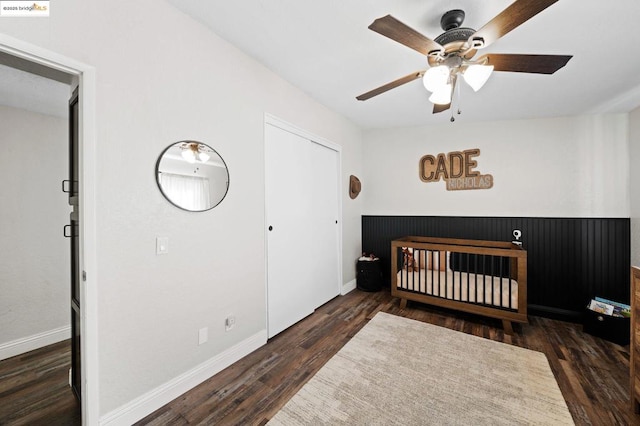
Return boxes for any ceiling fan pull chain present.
[451,78,461,122]
[457,78,462,115]
[450,96,456,122]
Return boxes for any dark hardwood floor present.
[1,290,634,425]
[137,289,636,426]
[0,339,80,426]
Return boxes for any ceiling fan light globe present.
[463,64,494,92]
[198,152,210,163]
[423,65,449,92]
[181,149,197,163]
[428,84,452,105]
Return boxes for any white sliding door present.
[265,124,314,338]
[308,141,340,307]
[265,119,340,339]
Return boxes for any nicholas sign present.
[419,148,493,191]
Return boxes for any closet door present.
[265,122,340,338]
[308,140,340,307]
[265,124,315,338]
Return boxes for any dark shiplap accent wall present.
[362,216,630,321]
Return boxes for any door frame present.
[0,34,99,425]
[263,113,343,336]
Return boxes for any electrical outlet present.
[225,315,236,332]
[198,327,208,345]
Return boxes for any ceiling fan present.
[356,0,572,118]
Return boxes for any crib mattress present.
[396,269,518,310]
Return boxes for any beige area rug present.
[268,312,574,425]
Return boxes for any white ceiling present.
[3,1,639,128]
[168,0,640,129]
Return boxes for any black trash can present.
[356,259,383,292]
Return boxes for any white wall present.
[0,0,363,419]
[0,105,70,355]
[630,107,640,267]
[362,114,629,218]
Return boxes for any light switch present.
[156,237,169,255]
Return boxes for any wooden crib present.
[391,236,528,334]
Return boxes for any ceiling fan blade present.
[368,15,444,56]
[478,53,572,74]
[470,0,560,49]
[433,103,451,114]
[356,71,424,101]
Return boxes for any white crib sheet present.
[396,268,518,309]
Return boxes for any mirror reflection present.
[156,141,229,212]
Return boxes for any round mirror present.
[156,141,229,212]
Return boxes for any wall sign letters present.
[419,148,493,191]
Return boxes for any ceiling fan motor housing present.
[434,27,476,46]
[429,9,478,65]
[435,9,475,45]
[440,9,465,30]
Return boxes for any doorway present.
[0,38,97,424]
[0,61,76,423]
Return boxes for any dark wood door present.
[67,87,81,402]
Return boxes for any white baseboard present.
[341,279,356,295]
[0,326,71,361]
[99,329,268,426]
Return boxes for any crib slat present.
[474,254,479,304]
[499,256,503,308]
[493,255,497,307]
[445,252,449,300]
[466,254,470,303]
[508,257,512,309]
[431,251,436,297]
[483,255,487,305]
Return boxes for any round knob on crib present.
[268,226,273,231]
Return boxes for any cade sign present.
[419,148,493,191]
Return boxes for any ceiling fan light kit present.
[357,0,572,119]
[428,84,453,105]
[422,65,449,92]
[181,142,211,164]
[422,59,494,103]
[463,64,494,92]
